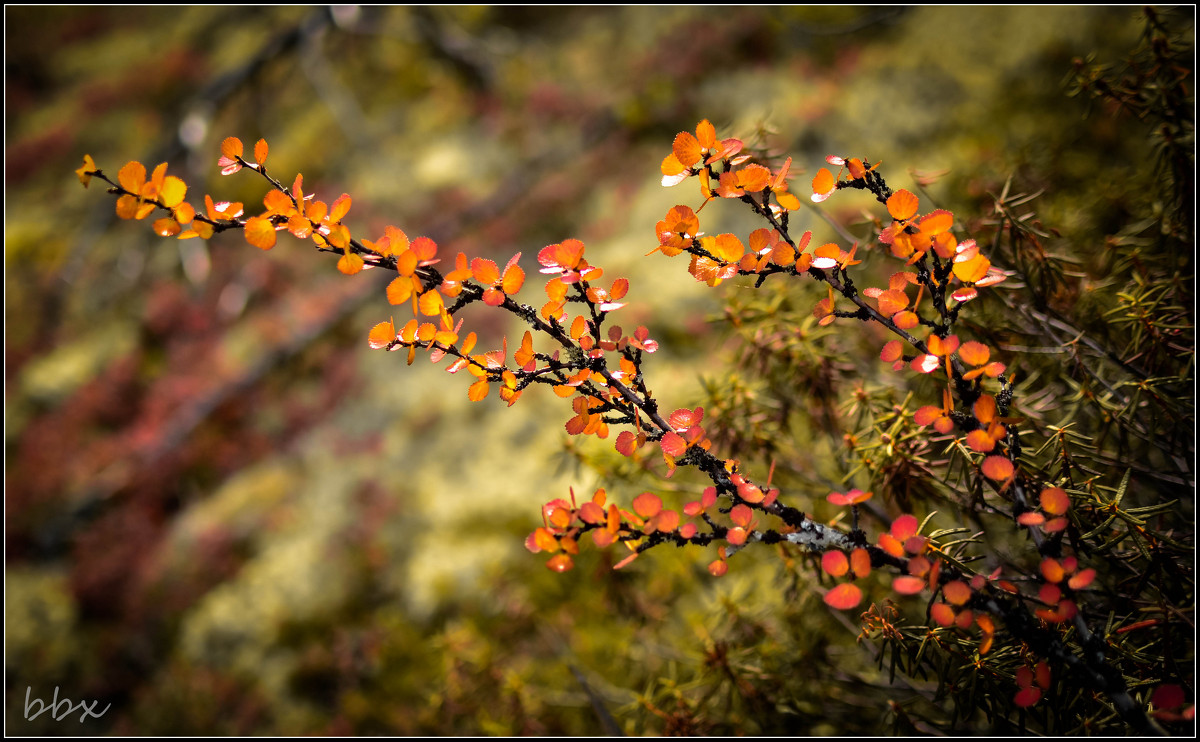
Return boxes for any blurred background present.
[5,6,1190,735]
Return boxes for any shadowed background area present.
[5,6,1190,735]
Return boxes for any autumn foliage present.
[74,16,1193,730]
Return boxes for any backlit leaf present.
[672,131,702,167]
[887,189,919,221]
[244,216,276,250]
[221,136,244,160]
[368,320,396,349]
[812,167,835,196]
[338,251,364,275]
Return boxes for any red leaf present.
[632,492,663,519]
[821,550,849,577]
[823,583,862,610]
[891,576,925,595]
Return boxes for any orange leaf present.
[1040,487,1070,515]
[244,216,277,250]
[879,533,905,559]
[913,406,943,426]
[1017,512,1046,526]
[569,314,588,340]
[501,263,525,295]
[823,583,862,610]
[254,138,268,166]
[891,575,925,595]
[75,154,97,187]
[850,548,871,578]
[738,163,771,192]
[418,290,445,316]
[386,276,416,305]
[966,430,996,453]
[959,340,991,367]
[709,233,745,263]
[661,153,685,177]
[117,160,146,194]
[943,580,972,606]
[329,193,352,223]
[672,131,702,167]
[468,378,489,401]
[775,191,801,211]
[822,550,849,577]
[221,137,244,160]
[1040,557,1066,584]
[953,254,991,283]
[877,289,909,316]
[472,257,500,285]
[887,189,919,221]
[338,251,364,275]
[811,167,835,195]
[173,201,195,225]
[660,432,686,458]
[152,218,181,237]
[981,455,1014,481]
[930,602,957,627]
[367,320,396,349]
[263,189,294,216]
[1068,568,1096,590]
[632,492,662,519]
[892,311,920,330]
[918,209,953,234]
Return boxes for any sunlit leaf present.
[244,215,277,250]
[812,167,835,196]
[887,189,919,221]
[368,320,396,349]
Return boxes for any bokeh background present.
[5,6,1191,735]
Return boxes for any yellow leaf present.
[75,154,96,187]
[159,176,187,208]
